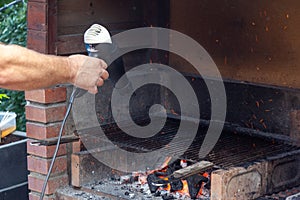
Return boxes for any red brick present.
[26,103,66,123]
[210,162,268,200]
[28,173,68,195]
[29,192,55,200]
[27,1,47,31]
[27,140,67,158]
[26,122,65,140]
[27,30,48,53]
[72,140,82,153]
[25,87,67,104]
[27,155,67,175]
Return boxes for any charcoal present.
[168,160,182,173]
[110,175,120,181]
[154,191,161,197]
[121,175,137,184]
[162,193,175,200]
[131,175,139,182]
[169,175,183,191]
[204,178,211,190]
[166,167,174,176]
[98,181,103,185]
[170,180,183,191]
[147,174,160,193]
[154,171,169,176]
[186,174,209,199]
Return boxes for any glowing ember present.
[177,180,190,196]
[197,172,210,198]
[143,159,211,199]
[161,157,172,169]
[180,160,188,168]
[133,157,172,185]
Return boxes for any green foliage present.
[0,0,14,7]
[0,94,9,100]
[0,0,27,131]
[0,1,27,46]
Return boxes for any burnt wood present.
[173,161,213,179]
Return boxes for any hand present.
[68,55,109,94]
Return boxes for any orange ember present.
[203,172,209,178]
[197,172,210,198]
[161,157,172,169]
[177,180,190,197]
[164,183,171,191]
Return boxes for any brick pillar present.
[25,89,68,200]
[26,0,66,199]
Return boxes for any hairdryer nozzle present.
[83,24,132,94]
[84,24,112,45]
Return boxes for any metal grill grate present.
[85,117,300,169]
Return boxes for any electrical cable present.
[39,88,77,200]
[39,24,115,199]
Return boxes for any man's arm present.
[0,44,108,93]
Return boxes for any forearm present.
[0,44,73,90]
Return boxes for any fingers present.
[96,78,104,87]
[69,54,110,94]
[101,70,109,80]
[99,59,108,69]
[88,86,98,94]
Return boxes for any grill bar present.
[81,117,300,169]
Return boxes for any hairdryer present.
[84,24,130,93]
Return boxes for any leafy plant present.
[0,1,27,46]
[0,0,27,131]
[0,94,9,103]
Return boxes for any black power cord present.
[39,88,77,200]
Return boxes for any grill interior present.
[81,116,300,170]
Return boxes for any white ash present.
[84,177,210,200]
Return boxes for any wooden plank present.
[173,161,214,179]
[151,160,214,186]
[57,21,144,38]
[55,20,144,55]
[57,0,144,35]
[56,34,86,55]
[48,0,58,55]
